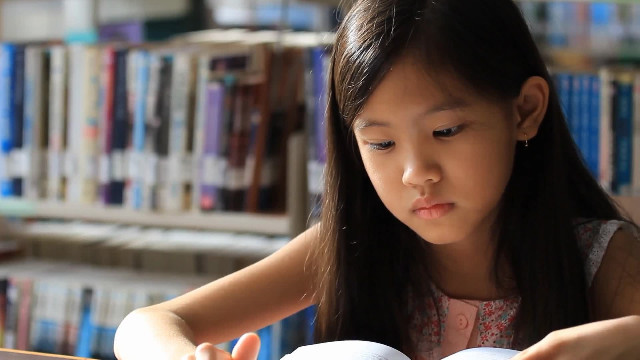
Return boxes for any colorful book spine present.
[225,80,250,212]
[613,73,633,195]
[579,74,591,168]
[142,53,161,211]
[82,46,101,204]
[22,46,46,200]
[0,278,8,347]
[74,287,93,357]
[126,50,150,210]
[61,284,83,355]
[589,74,600,179]
[166,53,193,212]
[598,67,614,192]
[634,72,640,196]
[10,46,25,197]
[556,72,573,132]
[65,45,85,203]
[98,47,116,205]
[191,54,210,211]
[16,279,33,350]
[152,55,173,210]
[4,278,19,349]
[47,46,67,201]
[200,82,225,211]
[108,49,129,205]
[570,73,581,150]
[0,44,14,197]
[306,47,329,218]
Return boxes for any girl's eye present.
[433,125,463,138]
[368,140,395,151]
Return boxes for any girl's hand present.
[181,333,261,360]
[511,316,640,360]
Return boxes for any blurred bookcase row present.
[0,29,335,239]
[0,258,316,360]
[517,0,640,64]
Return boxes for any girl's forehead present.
[361,57,474,113]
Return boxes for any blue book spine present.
[580,74,592,170]
[0,44,14,196]
[570,74,582,151]
[589,74,601,178]
[556,73,573,126]
[547,3,569,47]
[304,305,316,345]
[131,51,149,209]
[279,311,306,357]
[75,288,94,357]
[613,75,633,194]
[11,46,24,196]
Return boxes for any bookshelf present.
[0,348,93,360]
[0,132,309,237]
[0,199,291,235]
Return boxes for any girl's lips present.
[413,203,454,220]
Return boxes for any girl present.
[113,0,640,359]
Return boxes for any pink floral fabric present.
[408,219,637,360]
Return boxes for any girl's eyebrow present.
[355,97,469,131]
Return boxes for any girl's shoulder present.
[573,218,640,288]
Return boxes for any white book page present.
[281,340,410,360]
[442,347,519,360]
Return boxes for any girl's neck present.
[426,233,515,301]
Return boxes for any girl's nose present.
[401,156,442,190]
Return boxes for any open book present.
[281,340,520,360]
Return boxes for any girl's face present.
[354,55,519,247]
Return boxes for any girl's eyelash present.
[365,125,463,150]
[433,125,463,137]
[368,140,395,151]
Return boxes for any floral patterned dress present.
[408,219,639,360]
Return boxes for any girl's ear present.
[513,76,549,141]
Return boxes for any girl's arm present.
[113,224,319,360]
[513,228,640,359]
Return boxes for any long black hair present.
[313,0,633,357]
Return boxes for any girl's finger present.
[195,342,231,360]
[181,354,197,360]
[231,333,261,360]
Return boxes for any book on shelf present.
[0,257,315,360]
[0,348,93,360]
[518,2,640,61]
[551,65,640,197]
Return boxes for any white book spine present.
[81,46,101,204]
[65,45,86,203]
[143,53,161,211]
[23,46,44,200]
[166,53,193,212]
[191,55,209,212]
[48,46,67,201]
[124,50,138,209]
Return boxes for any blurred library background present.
[0,0,638,359]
